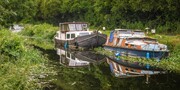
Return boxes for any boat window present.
[130,69,136,72]
[68,24,76,31]
[144,38,157,42]
[68,24,88,31]
[67,53,70,58]
[71,34,75,38]
[76,24,81,30]
[71,55,75,60]
[82,24,87,30]
[66,34,70,39]
[118,30,131,34]
[61,24,69,31]
[131,45,136,49]
[116,64,120,71]
[79,32,89,36]
[134,31,145,35]
[125,44,128,48]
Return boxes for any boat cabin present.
[60,22,88,32]
[115,29,132,38]
[114,29,145,38]
[9,24,24,32]
[55,22,92,40]
[56,31,92,40]
[133,30,145,37]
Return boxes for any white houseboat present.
[55,22,107,49]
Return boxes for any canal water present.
[43,47,180,90]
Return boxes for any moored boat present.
[9,24,24,32]
[104,29,169,59]
[54,22,107,49]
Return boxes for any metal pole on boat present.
[145,74,150,84]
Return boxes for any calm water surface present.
[43,47,180,90]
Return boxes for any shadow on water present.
[33,45,59,61]
[33,45,180,90]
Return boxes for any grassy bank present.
[0,27,56,89]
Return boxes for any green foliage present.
[19,23,58,49]
[0,30,55,90]
[0,30,24,58]
[0,0,179,33]
[0,0,38,27]
[20,23,57,39]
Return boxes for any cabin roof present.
[134,30,143,32]
[126,41,146,45]
[115,29,131,31]
[114,29,144,32]
[60,22,88,24]
[127,37,157,41]
[65,31,92,34]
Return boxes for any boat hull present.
[104,45,169,60]
[74,33,107,48]
[55,33,107,49]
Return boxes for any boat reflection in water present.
[56,47,106,67]
[107,56,165,83]
[44,47,179,90]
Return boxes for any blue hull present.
[104,46,169,60]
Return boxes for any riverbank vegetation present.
[0,29,56,89]
[19,23,58,49]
